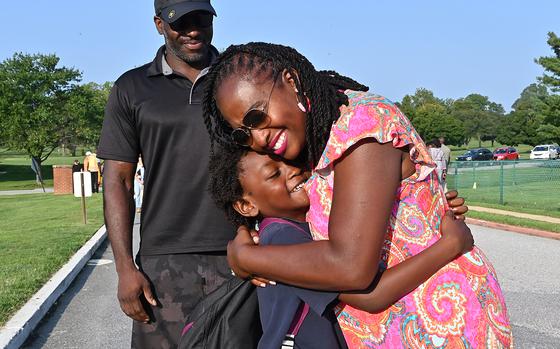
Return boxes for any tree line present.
[0,53,111,169]
[397,32,560,148]
[1,32,559,169]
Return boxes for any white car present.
[530,144,559,159]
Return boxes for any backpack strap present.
[288,302,309,335]
[259,218,311,340]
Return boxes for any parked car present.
[529,144,559,159]
[456,148,494,161]
[493,147,519,160]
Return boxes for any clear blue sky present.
[1,0,559,110]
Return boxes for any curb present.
[0,225,107,349]
[466,217,560,241]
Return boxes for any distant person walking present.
[427,139,447,185]
[439,136,451,166]
[134,157,144,213]
[83,151,99,193]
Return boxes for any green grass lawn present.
[466,201,560,219]
[0,193,104,326]
[0,151,86,190]
[447,161,560,213]
[468,210,560,233]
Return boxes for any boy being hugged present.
[208,147,473,349]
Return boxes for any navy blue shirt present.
[257,218,347,349]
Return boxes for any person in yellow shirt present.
[83,151,100,193]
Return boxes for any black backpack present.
[178,277,262,349]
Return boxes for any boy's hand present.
[440,210,474,256]
[227,225,275,287]
[445,190,468,220]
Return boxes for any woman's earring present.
[297,92,310,113]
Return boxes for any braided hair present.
[203,42,368,166]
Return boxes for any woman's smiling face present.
[215,70,307,161]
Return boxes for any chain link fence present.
[446,160,560,212]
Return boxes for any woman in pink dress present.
[203,42,512,348]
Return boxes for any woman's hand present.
[440,210,474,256]
[445,190,468,220]
[227,225,275,287]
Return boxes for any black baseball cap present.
[155,0,216,23]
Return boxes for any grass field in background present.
[0,193,104,326]
[468,210,560,233]
[0,150,88,190]
[467,201,560,219]
[447,160,560,213]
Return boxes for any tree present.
[411,103,465,146]
[397,88,443,122]
[398,88,465,146]
[535,32,560,92]
[496,84,550,146]
[0,53,81,168]
[60,82,112,155]
[534,32,560,143]
[451,94,505,147]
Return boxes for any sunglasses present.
[231,75,278,147]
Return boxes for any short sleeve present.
[96,83,140,163]
[315,91,435,181]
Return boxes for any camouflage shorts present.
[131,252,233,349]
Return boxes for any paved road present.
[472,225,560,348]
[22,216,140,349]
[23,223,560,348]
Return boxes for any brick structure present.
[53,165,73,195]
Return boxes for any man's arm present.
[103,160,156,323]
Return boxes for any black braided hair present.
[208,144,256,228]
[203,42,369,166]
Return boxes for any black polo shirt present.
[97,46,235,255]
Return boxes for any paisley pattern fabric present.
[305,91,512,348]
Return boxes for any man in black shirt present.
[97,1,234,347]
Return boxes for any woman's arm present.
[339,210,472,313]
[228,140,469,291]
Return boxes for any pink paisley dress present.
[304,91,512,348]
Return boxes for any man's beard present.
[164,32,208,65]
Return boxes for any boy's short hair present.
[208,145,255,227]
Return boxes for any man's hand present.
[117,268,157,323]
[445,190,468,220]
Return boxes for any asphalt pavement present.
[472,225,560,348]
[22,222,560,348]
[22,216,140,349]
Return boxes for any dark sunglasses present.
[231,75,278,147]
[168,11,213,31]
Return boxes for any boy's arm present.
[339,211,467,313]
